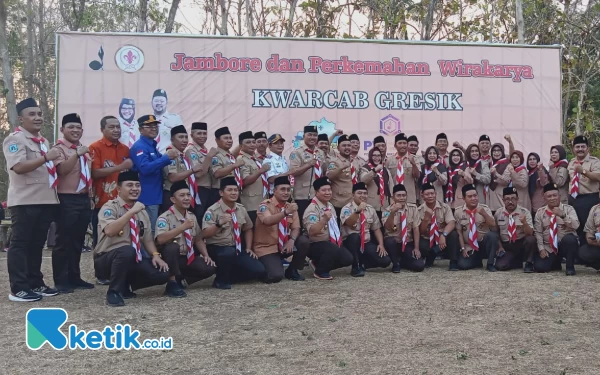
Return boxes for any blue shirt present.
[130,136,171,205]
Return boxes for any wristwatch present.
[290,236,297,241]
[442,231,448,237]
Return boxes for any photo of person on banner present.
[151,89,183,153]
[118,98,139,148]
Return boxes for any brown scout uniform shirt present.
[327,154,353,209]
[534,203,579,253]
[339,201,381,242]
[53,139,91,195]
[417,200,455,238]
[353,155,367,169]
[382,203,420,242]
[359,166,387,211]
[254,198,300,257]
[568,155,600,195]
[239,151,267,211]
[583,204,600,235]
[155,207,202,255]
[454,204,494,251]
[494,205,533,243]
[385,153,422,205]
[202,200,253,246]
[289,144,326,200]
[210,147,237,189]
[303,198,338,243]
[549,164,569,204]
[163,147,188,191]
[3,128,58,207]
[184,142,212,188]
[94,197,152,255]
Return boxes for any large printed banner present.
[56,33,561,160]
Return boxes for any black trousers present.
[579,244,600,270]
[209,188,221,210]
[570,193,600,244]
[259,235,310,283]
[418,230,460,264]
[53,194,91,286]
[296,199,310,231]
[94,245,137,293]
[457,231,499,270]
[496,236,536,271]
[161,243,216,285]
[306,239,353,274]
[534,233,578,272]
[343,233,391,269]
[384,237,425,272]
[92,207,101,247]
[193,186,212,224]
[207,245,266,284]
[7,204,57,293]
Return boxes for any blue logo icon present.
[26,308,68,350]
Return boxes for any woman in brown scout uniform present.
[360,147,391,219]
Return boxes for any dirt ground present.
[1,251,600,375]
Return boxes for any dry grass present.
[1,251,600,374]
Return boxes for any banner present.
[56,33,561,160]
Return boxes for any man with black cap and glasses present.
[185,122,218,222]
[385,133,422,205]
[454,134,492,165]
[151,89,183,153]
[238,131,270,225]
[326,134,354,219]
[210,126,245,206]
[254,131,269,161]
[317,133,331,162]
[349,134,366,168]
[3,98,60,302]
[435,133,450,167]
[407,135,420,157]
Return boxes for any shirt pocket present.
[459,218,470,230]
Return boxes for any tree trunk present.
[422,0,437,40]
[245,0,255,36]
[574,79,587,136]
[489,1,494,42]
[219,0,228,35]
[25,0,35,96]
[165,0,180,33]
[285,0,298,37]
[138,0,148,32]
[515,0,525,43]
[0,0,18,128]
[37,0,52,139]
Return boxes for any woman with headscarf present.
[464,143,491,204]
[419,146,448,202]
[493,150,531,210]
[360,147,391,218]
[527,152,550,212]
[488,143,510,212]
[445,149,472,209]
[118,98,139,148]
[548,145,570,204]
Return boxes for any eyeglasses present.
[141,124,159,128]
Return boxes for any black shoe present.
[392,264,401,273]
[56,284,74,294]
[351,267,365,277]
[487,264,497,272]
[106,290,125,307]
[425,256,435,268]
[566,268,576,276]
[285,267,305,281]
[213,280,232,289]
[9,290,42,302]
[176,276,188,289]
[96,278,110,285]
[448,261,459,271]
[165,281,187,298]
[32,285,59,297]
[70,279,95,290]
[524,262,534,273]
[122,290,137,299]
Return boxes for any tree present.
[0,0,17,128]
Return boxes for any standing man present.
[238,131,270,224]
[386,133,422,205]
[202,177,266,289]
[374,136,387,157]
[407,135,420,156]
[264,134,290,193]
[3,98,60,301]
[454,184,499,271]
[340,182,390,277]
[349,134,366,168]
[383,184,423,273]
[408,134,425,204]
[155,180,217,292]
[118,98,139,148]
[303,177,353,280]
[254,131,269,161]
[289,125,326,226]
[435,133,450,167]
[317,133,331,160]
[478,135,492,162]
[534,183,580,275]
[494,187,536,272]
[151,89,183,153]
[130,115,178,232]
[210,126,244,206]
[254,176,310,282]
[326,134,354,218]
[185,122,217,223]
[578,202,600,271]
[568,135,600,244]
[52,113,94,293]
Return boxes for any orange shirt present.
[89,137,130,208]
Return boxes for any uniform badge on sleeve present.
[204,211,212,221]
[290,153,296,160]
[382,211,390,218]
[212,157,219,166]
[157,218,167,228]
[8,143,18,153]
[328,162,336,170]
[136,150,144,157]
[308,214,318,223]
[343,208,351,216]
[103,209,112,217]
[170,160,176,166]
[191,153,198,161]
[259,204,267,213]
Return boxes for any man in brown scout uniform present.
[254,176,310,282]
[202,176,266,289]
[302,177,353,280]
[155,180,216,292]
[385,133,422,205]
[94,171,174,307]
[238,131,270,225]
[326,134,354,218]
[185,122,218,223]
[533,183,580,275]
[494,187,536,272]
[578,202,600,271]
[3,98,60,302]
[383,184,423,273]
[210,126,244,207]
[317,133,331,161]
[340,182,390,277]
[52,113,94,293]
[454,184,499,271]
[435,133,450,167]
[349,134,366,168]
[254,131,269,161]
[289,125,326,227]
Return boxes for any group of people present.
[5,97,600,306]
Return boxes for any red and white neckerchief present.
[123,204,142,262]
[305,148,322,178]
[276,202,289,252]
[169,207,195,265]
[395,154,405,184]
[546,208,559,253]
[252,155,269,197]
[466,208,479,251]
[438,154,448,167]
[422,162,439,184]
[369,162,385,207]
[429,209,440,247]
[227,153,243,189]
[509,164,526,188]
[124,122,137,148]
[225,206,242,253]
[481,155,491,163]
[359,208,366,253]
[552,159,568,169]
[506,211,517,242]
[399,209,407,252]
[570,161,581,198]
[180,154,201,207]
[57,140,91,192]
[445,164,462,203]
[30,135,58,189]
[351,158,358,184]
[256,153,267,162]
[312,199,341,246]
[528,168,536,177]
